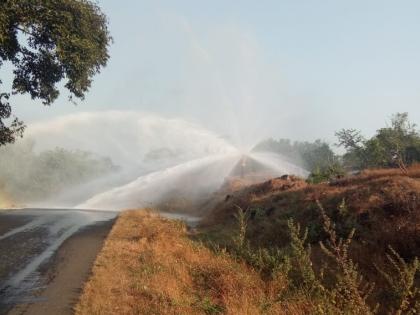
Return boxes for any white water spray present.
[21,110,309,211]
[27,111,238,168]
[76,153,240,210]
[249,151,309,178]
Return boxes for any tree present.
[0,0,111,145]
[299,139,337,172]
[336,113,420,170]
[253,138,338,172]
[376,113,420,170]
[335,129,365,152]
[335,129,367,169]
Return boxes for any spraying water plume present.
[15,110,310,212]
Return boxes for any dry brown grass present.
[75,210,308,315]
[200,166,420,277]
[74,166,420,314]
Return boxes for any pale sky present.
[5,0,420,147]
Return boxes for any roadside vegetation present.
[254,112,420,184]
[76,210,300,315]
[76,178,419,314]
[77,113,419,314]
[0,0,111,146]
[253,137,343,183]
[199,202,419,314]
[336,112,420,172]
[0,139,117,205]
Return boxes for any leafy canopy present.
[253,138,338,172]
[253,138,344,183]
[0,0,111,145]
[336,113,420,170]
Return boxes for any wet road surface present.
[0,208,117,315]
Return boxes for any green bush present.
[336,113,420,170]
[375,246,420,314]
[307,162,346,184]
[209,202,420,314]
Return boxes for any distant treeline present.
[0,140,118,204]
[253,138,338,173]
[253,112,420,183]
[337,112,420,170]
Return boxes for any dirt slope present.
[202,166,420,261]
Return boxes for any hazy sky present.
[7,0,420,146]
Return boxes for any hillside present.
[202,166,420,259]
[196,166,420,313]
[76,167,420,314]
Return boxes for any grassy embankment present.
[75,210,304,315]
[76,166,420,314]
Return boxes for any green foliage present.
[209,201,420,314]
[0,0,111,144]
[0,140,117,202]
[0,91,25,145]
[253,138,345,182]
[307,161,346,184]
[375,246,420,314]
[230,206,290,278]
[335,129,365,151]
[197,296,224,315]
[301,140,338,172]
[233,205,249,250]
[253,138,305,164]
[231,208,320,292]
[253,139,339,173]
[287,219,321,294]
[317,201,376,314]
[251,247,291,279]
[336,113,420,170]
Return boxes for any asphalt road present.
[0,208,117,315]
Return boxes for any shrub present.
[375,246,420,314]
[317,201,376,314]
[287,219,320,294]
[211,201,420,314]
[307,162,346,184]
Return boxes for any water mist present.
[18,110,309,212]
